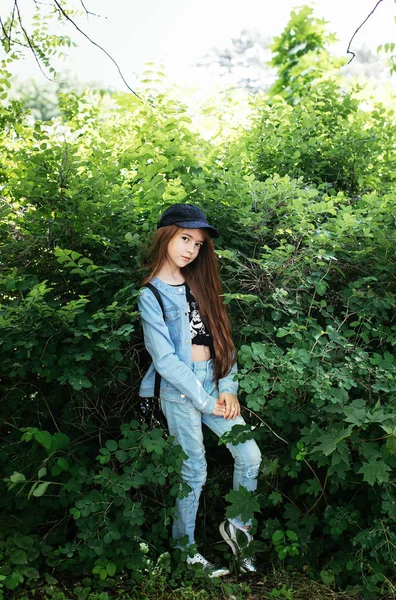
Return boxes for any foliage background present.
[0,5,395,600]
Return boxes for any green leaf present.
[268,491,283,506]
[106,562,116,577]
[276,327,289,338]
[4,571,24,589]
[315,281,327,296]
[358,459,391,486]
[315,433,337,456]
[344,400,367,426]
[32,481,51,497]
[34,430,52,451]
[320,570,335,585]
[50,433,70,452]
[38,466,47,478]
[13,535,34,549]
[68,375,92,390]
[315,428,351,456]
[17,566,40,580]
[386,436,396,455]
[272,530,285,544]
[105,440,118,452]
[225,486,260,523]
[10,472,26,483]
[10,549,28,565]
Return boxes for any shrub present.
[1,69,395,599]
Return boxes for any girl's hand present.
[220,393,241,420]
[212,397,226,417]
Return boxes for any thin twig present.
[52,0,141,98]
[3,0,18,50]
[0,17,9,45]
[347,0,385,64]
[242,406,289,445]
[305,462,329,513]
[15,1,55,82]
[10,0,18,32]
[80,0,104,19]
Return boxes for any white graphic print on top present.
[189,299,207,339]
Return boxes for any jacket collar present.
[151,276,187,295]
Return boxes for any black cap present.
[157,203,219,238]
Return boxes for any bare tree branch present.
[1,0,140,97]
[52,0,141,98]
[347,0,385,64]
[79,0,105,20]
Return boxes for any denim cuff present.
[202,395,217,415]
[218,384,238,395]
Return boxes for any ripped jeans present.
[161,359,262,547]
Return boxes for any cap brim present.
[176,220,219,238]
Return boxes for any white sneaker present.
[219,520,257,573]
[186,552,230,578]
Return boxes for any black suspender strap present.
[144,283,165,400]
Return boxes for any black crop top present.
[170,282,214,349]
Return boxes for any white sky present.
[4,0,396,90]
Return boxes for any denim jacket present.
[138,277,238,414]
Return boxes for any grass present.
[7,568,396,600]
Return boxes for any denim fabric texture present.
[161,359,262,546]
[138,277,238,414]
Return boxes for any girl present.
[138,203,261,577]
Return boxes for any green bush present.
[0,59,395,599]
[247,81,396,193]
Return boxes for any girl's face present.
[166,228,205,270]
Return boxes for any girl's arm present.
[138,288,217,414]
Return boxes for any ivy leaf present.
[225,486,260,523]
[315,427,351,456]
[358,459,391,486]
[218,424,255,446]
[269,491,283,506]
[344,400,367,426]
[261,457,280,478]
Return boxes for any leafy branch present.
[0,0,141,97]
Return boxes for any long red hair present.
[141,225,236,384]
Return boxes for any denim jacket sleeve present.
[138,288,217,414]
[218,360,239,395]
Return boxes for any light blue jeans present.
[161,359,262,547]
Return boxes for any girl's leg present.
[200,362,262,528]
[201,388,261,573]
[202,411,262,526]
[160,397,206,547]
